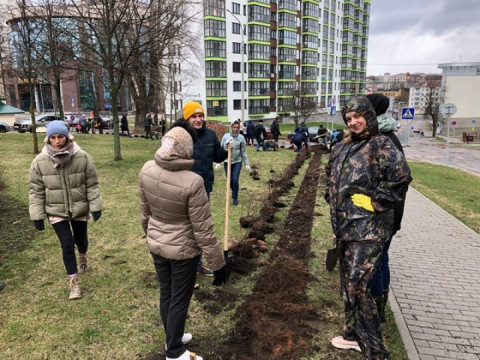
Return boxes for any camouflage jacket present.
[325,95,412,243]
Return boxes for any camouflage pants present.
[340,241,390,360]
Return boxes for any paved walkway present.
[389,188,480,360]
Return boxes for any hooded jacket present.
[325,95,412,243]
[138,126,225,270]
[191,121,228,194]
[220,123,250,166]
[29,140,102,221]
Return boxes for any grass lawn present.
[3,131,476,359]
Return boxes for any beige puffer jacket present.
[29,143,102,220]
[138,127,225,271]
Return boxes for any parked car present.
[287,126,323,143]
[0,121,11,133]
[413,127,420,133]
[263,126,274,140]
[13,114,63,133]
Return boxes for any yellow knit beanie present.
[183,101,205,120]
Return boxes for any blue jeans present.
[371,237,392,297]
[224,162,242,200]
[256,140,267,151]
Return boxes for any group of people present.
[73,115,106,134]
[26,93,410,360]
[144,113,167,140]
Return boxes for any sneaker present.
[197,266,214,277]
[165,333,193,350]
[233,198,238,206]
[79,254,88,274]
[69,275,82,300]
[194,283,199,290]
[331,336,361,352]
[166,350,203,360]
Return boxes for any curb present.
[389,287,420,360]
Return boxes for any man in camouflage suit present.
[324,95,412,359]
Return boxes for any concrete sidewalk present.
[389,188,480,360]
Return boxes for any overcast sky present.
[367,0,480,75]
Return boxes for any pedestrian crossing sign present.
[402,108,415,120]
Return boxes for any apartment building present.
[197,0,370,122]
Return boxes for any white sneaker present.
[166,350,203,360]
[164,333,193,350]
[331,336,361,352]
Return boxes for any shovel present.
[325,236,338,272]
[222,146,234,279]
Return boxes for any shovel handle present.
[224,147,232,252]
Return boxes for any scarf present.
[45,141,76,168]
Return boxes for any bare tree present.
[291,88,318,127]
[66,0,159,160]
[422,76,441,137]
[7,0,44,153]
[125,0,200,130]
[32,0,77,120]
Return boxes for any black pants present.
[152,254,199,358]
[340,241,389,360]
[52,220,88,275]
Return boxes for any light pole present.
[227,10,245,123]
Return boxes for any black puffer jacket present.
[191,122,228,194]
[325,96,412,243]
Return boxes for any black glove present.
[92,211,102,222]
[34,220,45,231]
[212,266,227,286]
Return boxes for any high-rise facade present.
[199,0,370,122]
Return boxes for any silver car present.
[0,121,10,133]
[13,114,63,133]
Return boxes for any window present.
[204,0,225,17]
[249,81,269,96]
[248,24,270,42]
[205,41,226,58]
[233,81,241,91]
[248,62,269,78]
[206,81,227,97]
[204,19,226,38]
[206,61,226,78]
[279,12,297,29]
[233,99,242,109]
[278,30,297,45]
[232,2,240,14]
[248,44,269,60]
[232,22,240,34]
[233,62,241,72]
[233,42,241,53]
[248,5,270,23]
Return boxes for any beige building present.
[438,62,480,131]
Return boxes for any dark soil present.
[0,179,36,267]
[211,147,326,360]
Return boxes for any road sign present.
[441,103,457,117]
[473,120,477,125]
[402,108,415,120]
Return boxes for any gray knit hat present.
[46,120,69,138]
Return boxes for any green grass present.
[2,132,475,359]
[409,160,480,233]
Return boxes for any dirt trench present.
[211,147,326,359]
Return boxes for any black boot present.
[381,289,389,323]
[374,296,383,322]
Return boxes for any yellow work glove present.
[351,194,374,212]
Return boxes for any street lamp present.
[227,9,245,123]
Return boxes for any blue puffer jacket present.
[192,123,228,194]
